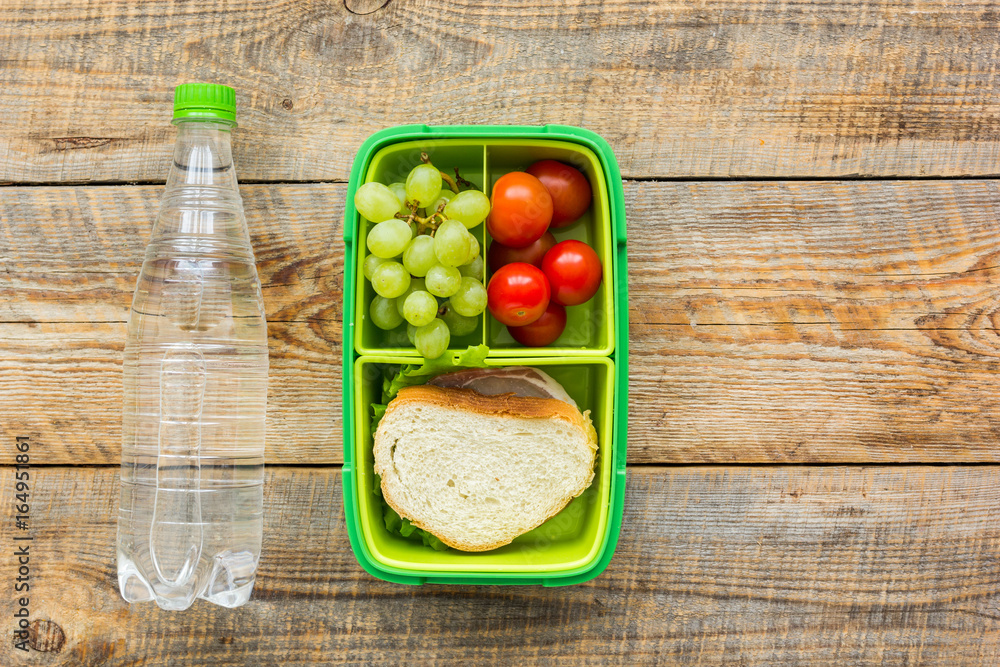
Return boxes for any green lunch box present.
[341,125,628,585]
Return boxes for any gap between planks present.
[5,462,1000,469]
[4,175,1000,188]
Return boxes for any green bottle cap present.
[172,83,237,124]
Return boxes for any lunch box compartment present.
[484,142,615,355]
[352,136,615,357]
[350,356,615,581]
[355,142,488,352]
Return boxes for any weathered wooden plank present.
[5,181,1000,464]
[2,0,1000,182]
[0,321,340,465]
[0,184,343,324]
[1,466,998,666]
[629,179,1000,463]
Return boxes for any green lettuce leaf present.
[383,344,490,403]
[370,404,386,438]
[381,500,449,551]
[369,345,490,551]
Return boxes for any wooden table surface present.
[3,1,1000,665]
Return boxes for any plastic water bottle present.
[117,83,268,611]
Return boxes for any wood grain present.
[1,465,998,666]
[5,181,1000,464]
[2,0,1000,182]
[630,179,1000,463]
[0,321,341,465]
[0,184,343,324]
[0,184,344,464]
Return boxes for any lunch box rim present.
[341,124,628,586]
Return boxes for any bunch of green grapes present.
[355,159,491,359]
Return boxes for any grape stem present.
[440,171,461,194]
[454,167,476,190]
[420,151,463,194]
[395,199,448,235]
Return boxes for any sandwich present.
[373,366,598,552]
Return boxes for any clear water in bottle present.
[117,84,268,611]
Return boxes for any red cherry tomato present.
[541,240,602,306]
[487,262,550,327]
[487,231,557,273]
[508,302,566,347]
[486,172,552,248]
[526,160,592,228]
